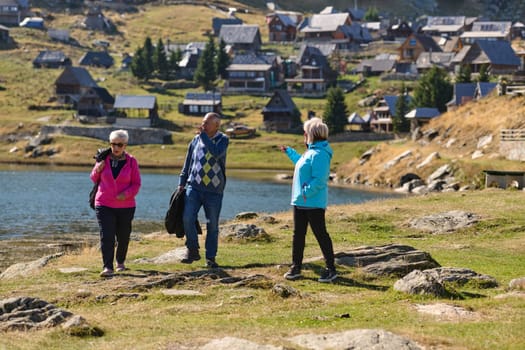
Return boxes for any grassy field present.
[0,189,524,349]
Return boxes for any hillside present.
[237,0,525,21]
[1,1,524,189]
[338,93,525,190]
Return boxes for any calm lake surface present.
[0,167,400,240]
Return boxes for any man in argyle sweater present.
[178,113,229,268]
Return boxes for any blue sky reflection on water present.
[0,169,399,239]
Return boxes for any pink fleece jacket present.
[90,153,141,208]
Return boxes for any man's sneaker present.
[206,258,219,269]
[283,266,302,280]
[318,268,337,283]
[100,268,114,277]
[181,249,201,264]
[116,264,126,272]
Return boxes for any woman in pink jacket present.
[90,129,141,277]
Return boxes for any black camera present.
[94,147,111,162]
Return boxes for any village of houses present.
[1,1,525,136]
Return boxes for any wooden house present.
[386,21,413,41]
[299,12,371,49]
[371,95,412,133]
[113,95,159,127]
[266,11,302,42]
[55,66,98,106]
[179,92,222,116]
[446,82,497,110]
[461,21,512,44]
[405,107,441,132]
[347,112,371,132]
[78,51,114,68]
[285,44,337,96]
[82,7,114,32]
[212,17,242,36]
[0,0,29,26]
[261,89,301,132]
[77,86,114,117]
[421,16,476,37]
[398,33,442,63]
[451,40,521,75]
[353,56,396,76]
[219,24,262,52]
[33,50,71,68]
[416,52,455,72]
[433,35,463,53]
[224,52,281,93]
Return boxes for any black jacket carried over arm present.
[165,188,202,237]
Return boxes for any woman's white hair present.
[303,117,329,144]
[109,129,129,143]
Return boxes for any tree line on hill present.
[130,36,230,91]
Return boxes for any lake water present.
[0,167,399,240]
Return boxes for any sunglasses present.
[110,142,126,148]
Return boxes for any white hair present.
[109,129,129,143]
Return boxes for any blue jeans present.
[182,186,223,259]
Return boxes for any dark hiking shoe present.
[318,268,337,283]
[283,265,302,280]
[181,249,201,264]
[206,258,219,268]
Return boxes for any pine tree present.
[323,87,348,135]
[412,66,453,113]
[168,48,182,79]
[142,37,154,80]
[130,47,146,80]
[216,39,230,79]
[194,36,217,91]
[153,38,169,80]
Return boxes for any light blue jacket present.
[284,140,333,209]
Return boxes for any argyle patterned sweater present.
[178,132,229,194]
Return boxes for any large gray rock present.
[288,329,423,350]
[220,224,268,239]
[426,267,497,288]
[408,210,480,234]
[335,244,440,277]
[394,267,498,297]
[0,253,63,279]
[0,297,96,333]
[394,270,448,297]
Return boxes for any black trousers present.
[292,206,335,271]
[96,206,136,270]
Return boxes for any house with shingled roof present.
[219,24,262,52]
[261,89,301,132]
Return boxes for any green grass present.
[0,190,524,349]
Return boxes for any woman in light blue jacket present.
[280,118,337,283]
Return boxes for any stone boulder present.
[288,329,423,350]
[334,244,440,277]
[220,224,268,239]
[393,270,449,297]
[0,297,101,336]
[408,210,480,234]
[394,267,498,297]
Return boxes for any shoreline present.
[0,160,401,194]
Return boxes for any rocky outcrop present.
[394,267,497,297]
[408,210,480,234]
[0,297,102,336]
[334,244,440,277]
